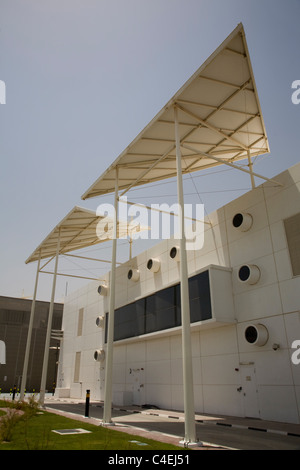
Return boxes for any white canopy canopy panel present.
[25,206,148,264]
[82,23,270,200]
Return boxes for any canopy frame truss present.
[82,24,274,202]
[22,206,148,405]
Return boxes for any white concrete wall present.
[56,278,109,400]
[57,163,300,424]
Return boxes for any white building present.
[56,162,300,425]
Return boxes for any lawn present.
[0,399,182,450]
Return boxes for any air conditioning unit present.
[94,349,105,362]
[232,212,253,232]
[95,316,105,328]
[127,268,140,281]
[169,246,180,261]
[244,324,269,346]
[237,264,260,285]
[97,284,108,296]
[147,258,160,273]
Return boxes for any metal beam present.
[181,143,283,186]
[176,103,249,151]
[176,98,258,117]
[119,119,209,197]
[40,270,103,281]
[119,146,176,197]
[63,253,122,265]
[121,199,211,225]
[198,75,253,90]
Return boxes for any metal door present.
[240,364,260,418]
[132,368,145,406]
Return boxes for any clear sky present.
[1,0,300,302]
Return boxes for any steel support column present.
[174,106,196,444]
[39,230,61,406]
[247,150,256,189]
[103,167,119,424]
[20,253,41,400]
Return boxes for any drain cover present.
[52,428,91,435]
[129,440,149,446]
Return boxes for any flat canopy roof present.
[26,206,147,264]
[82,23,269,200]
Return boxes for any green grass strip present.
[0,400,182,450]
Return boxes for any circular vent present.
[96,316,104,328]
[94,349,105,362]
[169,246,180,261]
[127,268,139,281]
[97,284,108,296]
[232,212,253,232]
[244,324,269,346]
[238,264,260,285]
[147,258,160,272]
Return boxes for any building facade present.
[56,163,300,424]
[0,296,63,394]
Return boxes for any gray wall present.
[0,296,63,394]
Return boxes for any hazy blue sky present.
[1,0,300,301]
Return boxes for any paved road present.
[45,402,300,450]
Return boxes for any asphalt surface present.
[44,398,300,450]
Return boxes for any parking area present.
[44,397,300,450]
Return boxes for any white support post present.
[247,150,256,189]
[174,106,197,445]
[20,253,41,401]
[103,167,119,424]
[39,230,61,406]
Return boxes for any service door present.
[132,368,145,406]
[240,364,260,419]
